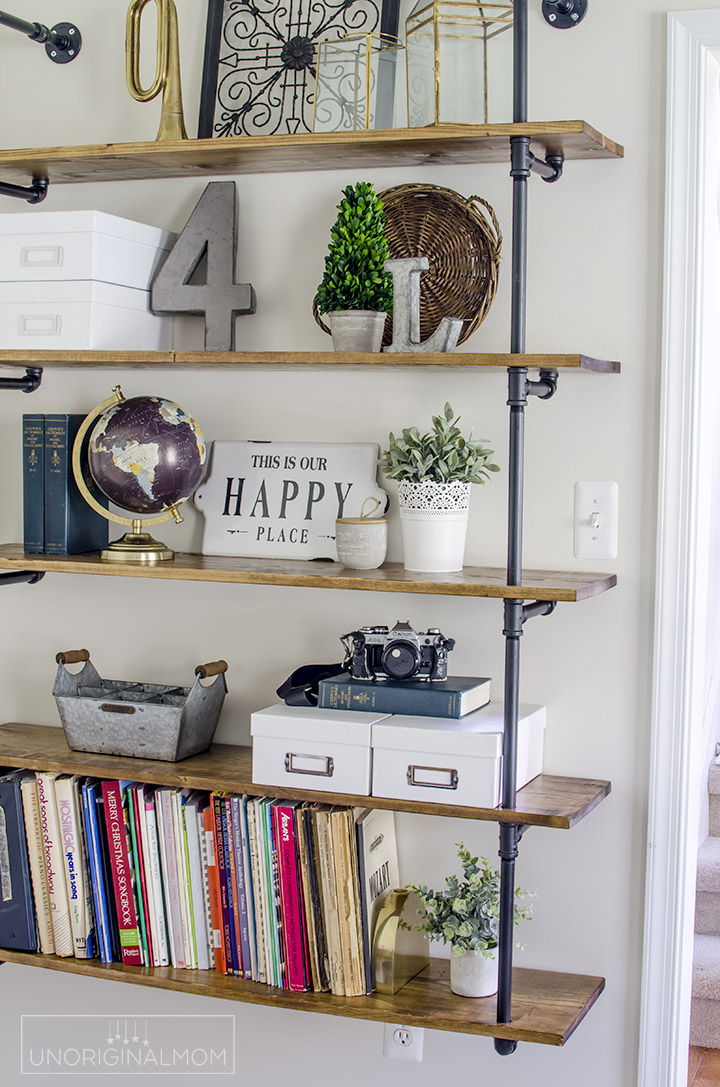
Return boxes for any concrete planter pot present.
[397,480,470,573]
[325,309,386,352]
[450,948,498,998]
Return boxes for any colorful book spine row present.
[1,771,398,998]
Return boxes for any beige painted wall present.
[0,1,705,1084]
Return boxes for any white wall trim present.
[638,11,720,1087]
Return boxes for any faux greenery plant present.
[316,181,393,315]
[406,843,533,958]
[379,402,500,485]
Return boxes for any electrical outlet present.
[383,1023,424,1062]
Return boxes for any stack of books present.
[0,770,398,997]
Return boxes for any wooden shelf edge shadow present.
[0,723,611,830]
[0,952,605,1046]
[0,546,618,603]
[0,350,622,373]
[0,122,624,187]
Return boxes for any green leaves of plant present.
[378,403,500,485]
[316,181,393,315]
[404,842,533,955]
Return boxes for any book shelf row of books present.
[0,769,399,998]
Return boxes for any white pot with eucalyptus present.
[379,404,499,573]
[406,843,533,999]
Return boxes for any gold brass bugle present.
[126,0,187,142]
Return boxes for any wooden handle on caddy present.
[56,649,90,665]
[195,660,228,679]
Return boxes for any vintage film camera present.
[341,620,455,682]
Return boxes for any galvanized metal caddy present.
[53,649,228,761]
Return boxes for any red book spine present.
[204,806,225,974]
[131,786,154,966]
[211,794,233,975]
[101,781,142,966]
[276,803,310,992]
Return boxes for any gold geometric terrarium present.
[406,1,513,127]
[313,33,406,132]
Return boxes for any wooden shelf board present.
[0,723,610,830]
[0,350,621,373]
[0,546,617,602]
[0,951,604,1045]
[0,123,623,187]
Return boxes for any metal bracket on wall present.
[522,600,557,623]
[0,571,44,587]
[0,367,42,393]
[511,140,565,185]
[0,178,48,204]
[542,0,588,29]
[526,369,558,400]
[0,11,82,62]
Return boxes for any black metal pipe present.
[0,178,48,205]
[513,0,527,123]
[0,10,67,48]
[0,367,43,392]
[0,570,44,587]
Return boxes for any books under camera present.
[317,674,492,719]
[44,413,108,555]
[22,415,45,553]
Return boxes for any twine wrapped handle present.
[56,649,90,665]
[195,660,228,679]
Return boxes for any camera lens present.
[381,640,420,680]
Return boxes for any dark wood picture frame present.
[198,0,401,139]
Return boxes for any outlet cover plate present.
[383,1023,424,1062]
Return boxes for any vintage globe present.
[88,395,206,515]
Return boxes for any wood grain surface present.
[0,723,610,829]
[0,350,621,373]
[0,546,618,601]
[0,951,604,1045]
[0,123,623,187]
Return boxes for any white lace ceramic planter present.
[325,310,386,352]
[450,948,498,998]
[397,480,470,573]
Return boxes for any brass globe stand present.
[72,386,186,563]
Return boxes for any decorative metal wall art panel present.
[198,0,399,138]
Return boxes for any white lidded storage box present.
[371,702,545,808]
[251,702,391,796]
[0,210,174,290]
[0,280,172,349]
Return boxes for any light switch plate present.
[574,481,618,559]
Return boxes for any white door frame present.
[639,11,720,1087]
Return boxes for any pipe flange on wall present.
[542,0,588,28]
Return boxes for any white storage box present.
[0,280,172,349]
[251,703,391,796]
[0,210,174,290]
[371,702,545,808]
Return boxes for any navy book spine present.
[44,414,108,555]
[0,777,38,951]
[22,414,45,553]
[316,674,491,718]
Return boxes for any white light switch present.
[574,481,618,559]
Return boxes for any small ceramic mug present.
[336,497,388,570]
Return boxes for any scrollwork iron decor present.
[199,0,399,138]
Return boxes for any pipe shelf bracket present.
[522,600,557,623]
[0,178,48,204]
[0,367,43,393]
[0,571,44,588]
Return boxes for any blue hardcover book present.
[230,796,252,978]
[44,414,108,555]
[0,773,37,951]
[81,780,111,962]
[93,788,121,962]
[22,414,45,553]
[317,674,492,719]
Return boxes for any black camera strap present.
[276,662,347,707]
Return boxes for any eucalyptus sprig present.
[379,403,500,485]
[406,843,533,958]
[316,181,393,315]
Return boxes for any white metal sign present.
[194,441,388,559]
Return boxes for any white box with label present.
[0,280,172,349]
[371,702,546,808]
[251,702,391,796]
[0,210,174,289]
